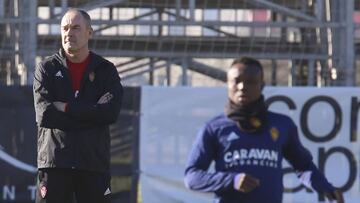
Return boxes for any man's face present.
[227,63,263,106]
[61,11,92,54]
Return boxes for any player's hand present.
[325,189,344,203]
[234,173,260,193]
[53,101,66,112]
[97,92,113,104]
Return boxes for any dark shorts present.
[35,168,111,203]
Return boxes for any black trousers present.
[35,168,111,203]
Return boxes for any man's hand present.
[325,190,344,203]
[97,92,113,104]
[53,101,66,112]
[234,173,260,193]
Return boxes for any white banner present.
[140,87,360,203]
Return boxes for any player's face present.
[227,63,263,106]
[61,11,92,55]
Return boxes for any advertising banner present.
[0,87,37,202]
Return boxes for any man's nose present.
[237,82,244,90]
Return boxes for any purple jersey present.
[184,112,334,203]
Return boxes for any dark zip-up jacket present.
[33,49,123,173]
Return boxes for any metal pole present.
[316,0,330,86]
[290,60,297,86]
[24,0,37,85]
[61,0,68,16]
[181,57,188,85]
[271,60,277,86]
[176,0,181,20]
[49,0,55,18]
[344,0,355,85]
[149,58,154,85]
[166,59,171,86]
[308,60,315,86]
[326,0,337,86]
[189,0,195,21]
[0,0,4,17]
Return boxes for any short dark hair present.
[231,57,264,78]
[64,8,92,28]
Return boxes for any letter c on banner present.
[300,96,341,142]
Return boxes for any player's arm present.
[33,61,93,130]
[283,120,343,202]
[184,124,255,194]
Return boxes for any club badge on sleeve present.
[270,127,279,142]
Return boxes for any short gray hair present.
[64,8,92,28]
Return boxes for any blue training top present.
[184,111,334,203]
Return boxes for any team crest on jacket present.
[270,127,279,142]
[40,185,47,198]
[89,71,95,82]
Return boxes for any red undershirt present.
[67,55,91,92]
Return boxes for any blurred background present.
[0,0,359,87]
[0,0,359,203]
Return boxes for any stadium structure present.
[0,0,359,86]
[1,1,360,203]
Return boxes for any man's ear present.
[88,27,93,38]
